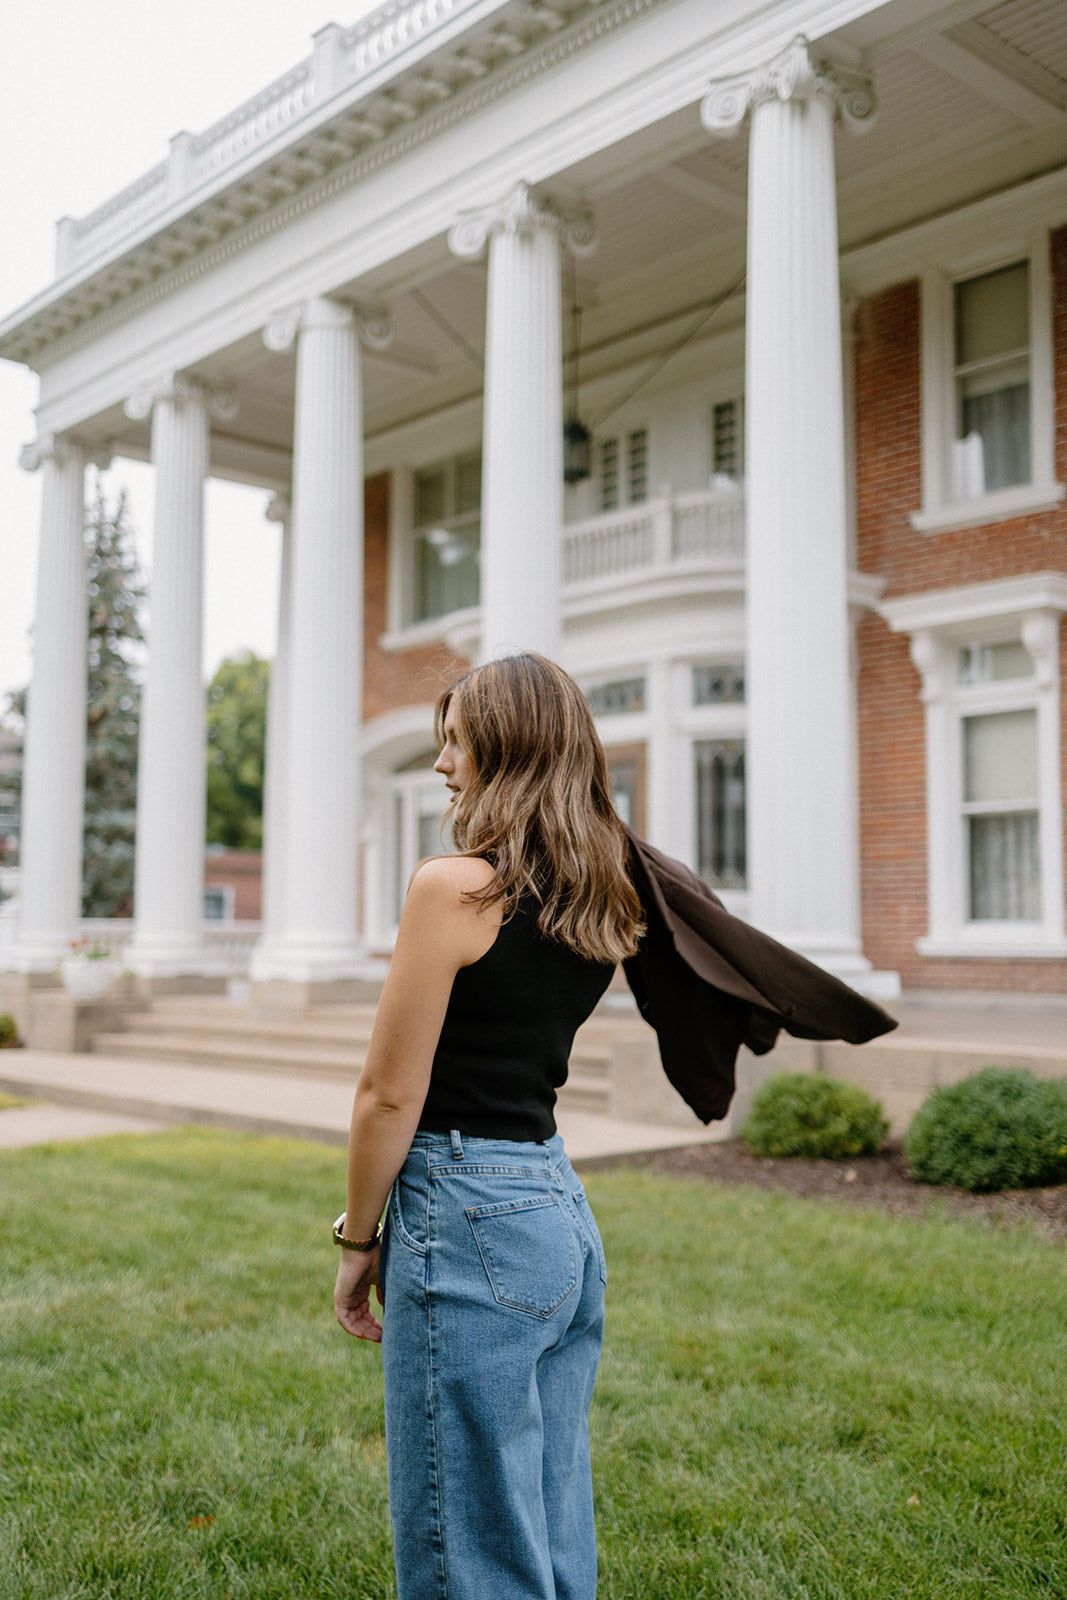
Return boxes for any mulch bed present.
[587,1140,1067,1242]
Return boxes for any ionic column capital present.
[702,35,878,138]
[123,372,238,423]
[19,432,110,473]
[265,493,292,526]
[263,297,393,353]
[448,180,597,262]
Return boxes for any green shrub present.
[741,1072,889,1159]
[0,1013,20,1048]
[903,1066,1067,1193]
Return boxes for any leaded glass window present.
[695,739,746,891]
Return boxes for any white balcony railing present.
[562,486,744,589]
[58,0,485,276]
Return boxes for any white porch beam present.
[913,26,1066,130]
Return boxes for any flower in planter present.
[67,935,115,962]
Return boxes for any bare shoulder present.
[399,855,501,966]
[407,853,497,908]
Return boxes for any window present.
[695,739,746,891]
[411,451,481,622]
[603,743,647,834]
[598,429,648,512]
[203,885,234,921]
[913,238,1062,534]
[962,709,1040,921]
[883,574,1067,955]
[953,263,1030,497]
[586,677,646,716]
[692,662,745,706]
[712,398,743,483]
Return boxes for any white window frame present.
[912,233,1063,535]
[383,455,482,649]
[676,658,748,915]
[883,574,1067,957]
[202,884,235,922]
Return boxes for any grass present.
[0,1092,30,1110]
[1,1131,1064,1600]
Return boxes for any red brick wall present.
[203,851,262,919]
[362,472,470,724]
[854,228,1067,991]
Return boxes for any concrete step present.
[91,1030,365,1081]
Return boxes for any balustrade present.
[562,487,744,588]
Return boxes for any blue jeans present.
[381,1129,607,1600]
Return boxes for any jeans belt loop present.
[450,1128,464,1160]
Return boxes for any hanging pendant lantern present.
[563,415,592,484]
[562,284,592,484]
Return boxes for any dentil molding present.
[701,34,878,139]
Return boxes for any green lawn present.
[1,1130,1064,1600]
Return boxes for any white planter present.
[60,958,120,1002]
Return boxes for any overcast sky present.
[0,0,380,706]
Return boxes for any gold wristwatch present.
[333,1212,381,1251]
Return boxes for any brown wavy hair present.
[433,653,644,963]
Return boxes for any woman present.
[334,652,644,1600]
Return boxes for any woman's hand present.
[334,1246,383,1342]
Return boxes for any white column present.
[450,182,596,661]
[256,297,391,982]
[703,37,877,972]
[122,376,233,975]
[250,495,292,976]
[8,436,91,971]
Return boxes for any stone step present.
[91,1031,365,1081]
[114,1008,378,1050]
[91,1024,613,1093]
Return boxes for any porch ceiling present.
[41,0,1067,479]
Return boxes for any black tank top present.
[419,895,615,1141]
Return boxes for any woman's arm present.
[334,853,499,1341]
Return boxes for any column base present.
[4,937,76,977]
[130,974,229,998]
[764,932,901,1001]
[251,975,386,1013]
[124,934,210,979]
[247,934,381,986]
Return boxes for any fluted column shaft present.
[451,183,596,660]
[10,440,88,970]
[704,38,877,969]
[250,498,292,973]
[483,219,562,658]
[278,298,364,978]
[127,385,210,973]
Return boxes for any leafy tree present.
[205,651,269,849]
[3,484,145,918]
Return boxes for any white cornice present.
[0,0,661,369]
[881,572,1067,637]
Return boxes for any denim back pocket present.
[572,1189,608,1286]
[466,1196,578,1317]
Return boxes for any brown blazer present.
[622,830,898,1123]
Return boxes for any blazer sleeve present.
[622,829,897,1124]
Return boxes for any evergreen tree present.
[82,486,145,916]
[2,485,146,917]
[205,651,269,849]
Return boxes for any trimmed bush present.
[741,1072,889,1159]
[903,1066,1067,1193]
[0,1013,20,1048]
